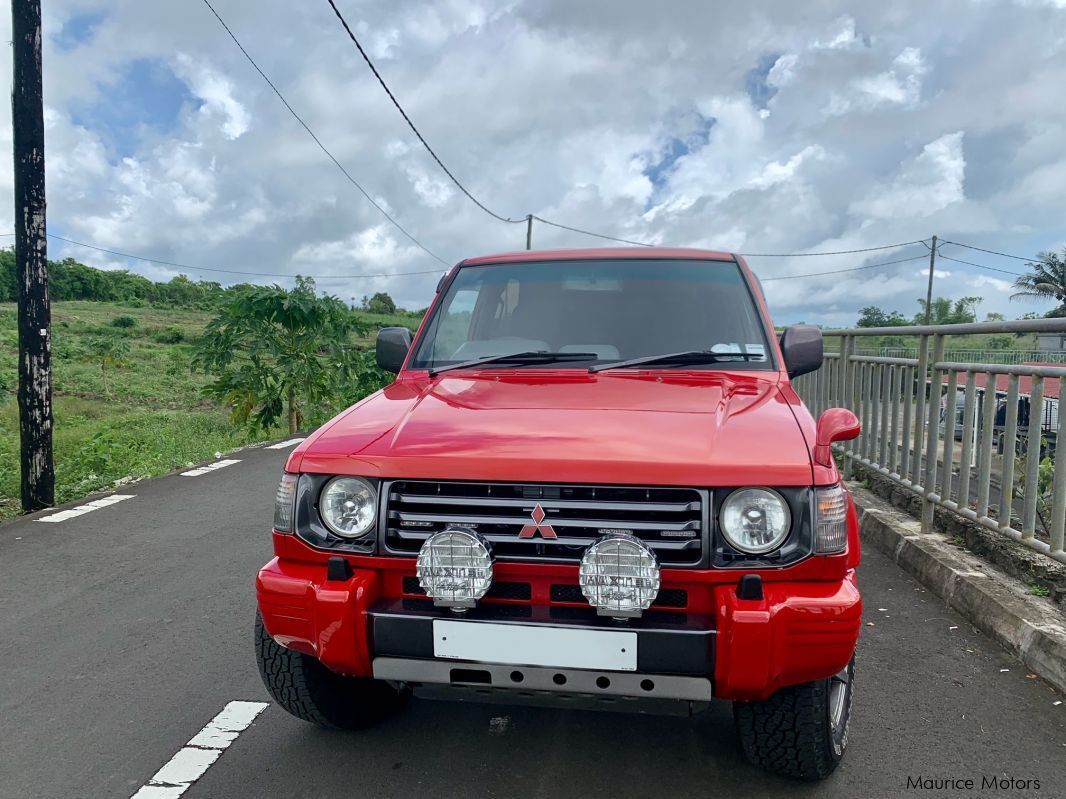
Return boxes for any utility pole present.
[923,234,937,326]
[525,214,532,250]
[12,0,54,511]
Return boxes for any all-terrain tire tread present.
[255,613,404,729]
[734,667,852,781]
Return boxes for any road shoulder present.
[851,482,1066,695]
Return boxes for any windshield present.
[410,259,773,371]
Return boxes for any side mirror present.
[780,325,823,378]
[813,408,861,466]
[376,327,413,373]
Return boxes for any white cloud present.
[851,132,966,219]
[814,15,860,50]
[173,54,250,140]
[767,53,799,88]
[0,0,1059,326]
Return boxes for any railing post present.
[859,363,870,463]
[998,375,1020,531]
[911,335,930,487]
[976,371,1000,523]
[957,372,978,515]
[900,365,914,481]
[878,363,890,471]
[940,368,959,504]
[840,335,854,479]
[1049,380,1066,558]
[1021,376,1045,539]
[922,335,946,532]
[889,365,901,477]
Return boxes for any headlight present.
[814,483,848,553]
[719,487,791,554]
[579,534,660,618]
[319,476,377,538]
[416,527,494,609]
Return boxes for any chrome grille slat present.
[389,493,700,513]
[391,528,701,551]
[390,511,700,532]
[383,480,706,566]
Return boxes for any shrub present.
[154,327,185,344]
[110,315,137,329]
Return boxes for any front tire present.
[255,613,407,729]
[734,657,854,780]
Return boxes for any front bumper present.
[257,558,861,702]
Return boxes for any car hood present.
[293,370,814,486]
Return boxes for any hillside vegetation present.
[0,300,420,521]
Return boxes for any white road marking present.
[267,437,306,449]
[36,494,135,523]
[130,701,267,799]
[181,459,241,477]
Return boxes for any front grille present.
[402,576,532,601]
[384,480,706,566]
[550,584,584,603]
[551,584,688,609]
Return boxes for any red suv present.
[256,248,863,780]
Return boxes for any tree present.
[914,296,981,325]
[856,306,909,328]
[362,291,397,315]
[82,335,131,399]
[1011,248,1066,316]
[195,279,363,434]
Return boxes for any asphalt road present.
[1,442,1063,799]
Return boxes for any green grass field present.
[0,301,421,521]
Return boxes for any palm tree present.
[1011,248,1066,315]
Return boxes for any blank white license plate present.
[432,620,637,671]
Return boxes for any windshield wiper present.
[588,349,764,373]
[428,351,599,377]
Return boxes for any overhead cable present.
[200,0,449,266]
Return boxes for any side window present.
[432,288,479,359]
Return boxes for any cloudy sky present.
[1,0,1065,325]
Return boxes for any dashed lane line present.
[130,700,268,799]
[267,437,306,449]
[181,459,241,477]
[36,494,135,523]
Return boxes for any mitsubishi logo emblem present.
[518,503,557,539]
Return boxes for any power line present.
[324,0,522,225]
[761,254,930,281]
[199,0,449,266]
[939,239,1038,262]
[937,253,1024,277]
[530,215,655,247]
[530,217,932,257]
[46,234,444,280]
[743,239,930,257]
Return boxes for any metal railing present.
[854,348,1066,366]
[793,318,1066,565]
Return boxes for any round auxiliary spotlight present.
[416,527,494,610]
[579,533,660,619]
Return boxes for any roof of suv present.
[461,247,737,266]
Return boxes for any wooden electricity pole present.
[923,234,937,326]
[12,0,54,511]
[525,214,533,250]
